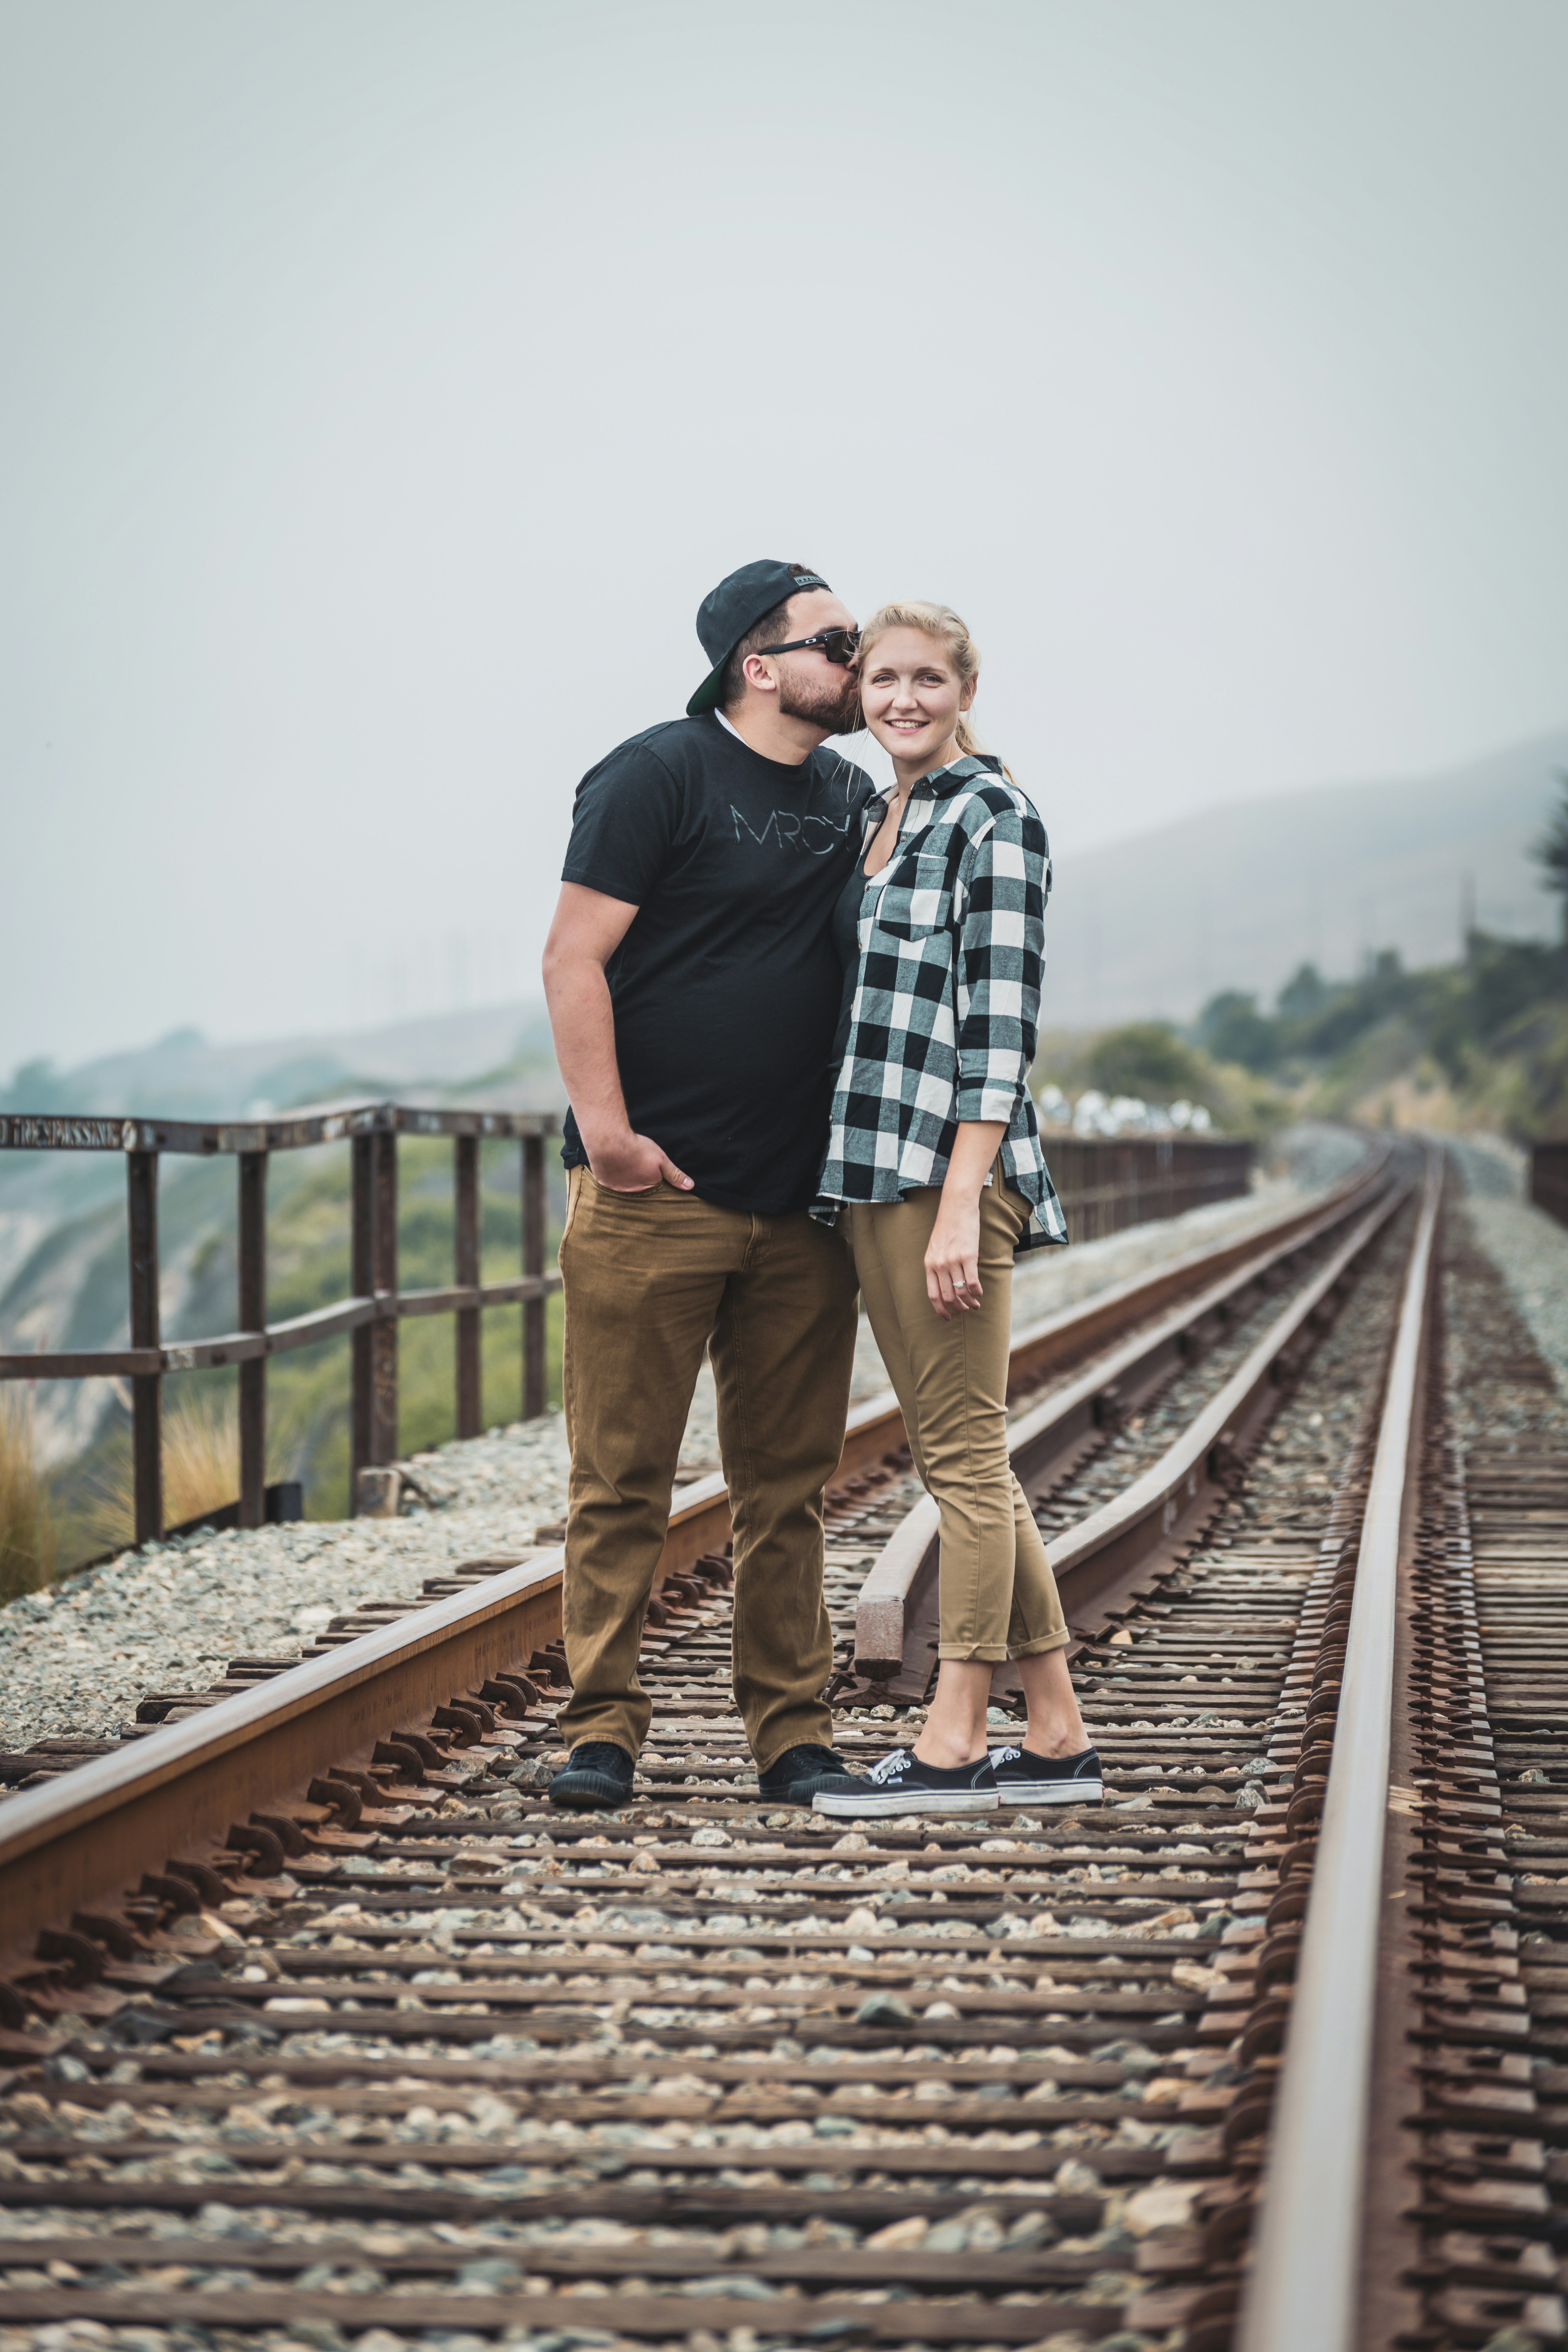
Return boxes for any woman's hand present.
[925,1194,983,1318]
[924,1119,1007,1318]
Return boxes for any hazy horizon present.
[6,2,1568,1072]
[10,721,1560,1093]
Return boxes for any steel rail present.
[0,1550,568,1947]
[854,1146,1398,1674]
[1041,1180,1407,1626]
[1001,1134,1388,1405]
[1235,1148,1444,2352]
[0,1141,1384,1953]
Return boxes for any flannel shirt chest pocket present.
[868,852,955,942]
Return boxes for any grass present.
[0,1387,58,1601]
[161,1385,243,1527]
[78,1375,313,1559]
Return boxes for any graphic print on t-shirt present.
[730,802,860,856]
[559,714,873,1216]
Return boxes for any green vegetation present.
[1037,775,1568,1141]
[1036,1021,1288,1139]
[1082,1022,1210,1103]
[1538,774,1568,924]
[1177,772,1568,1132]
[1186,927,1568,1135]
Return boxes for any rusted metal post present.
[1155,1134,1173,1223]
[127,1150,162,1546]
[370,1126,398,1464]
[350,1133,374,1503]
[1111,1144,1129,1238]
[523,1132,546,1420]
[238,1150,267,1528]
[454,1134,481,1440]
[1531,1140,1568,1228]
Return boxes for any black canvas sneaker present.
[811,1747,999,1819]
[990,1743,1104,1806]
[548,1741,635,1811]
[755,1743,855,1806]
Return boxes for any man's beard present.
[777,666,862,736]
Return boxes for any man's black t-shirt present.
[559,714,873,1215]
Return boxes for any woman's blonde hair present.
[857,600,1014,780]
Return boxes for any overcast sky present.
[4,0,1567,1075]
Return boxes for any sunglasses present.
[755,626,861,667]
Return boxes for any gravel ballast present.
[0,1127,1360,1760]
[1446,1135,1568,1398]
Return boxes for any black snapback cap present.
[686,559,831,717]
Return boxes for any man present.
[541,559,873,1812]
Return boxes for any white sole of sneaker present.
[811,1787,1000,1817]
[995,1779,1103,1806]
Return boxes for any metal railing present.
[1530,1138,1568,1230]
[1,1109,1252,1551]
[1040,1131,1253,1239]
[0,1104,561,1546]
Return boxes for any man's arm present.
[541,882,694,1194]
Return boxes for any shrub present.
[1277,963,1329,1022]
[1198,991,1278,1071]
[1085,1023,1210,1102]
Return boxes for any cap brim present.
[685,660,726,718]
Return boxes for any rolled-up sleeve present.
[953,802,1048,1125]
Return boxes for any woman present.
[809,602,1100,1818]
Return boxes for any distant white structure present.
[1037,1083,1213,1137]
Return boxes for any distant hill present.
[6,724,1564,1122]
[0,1001,563,1283]
[1042,728,1567,1029]
[1,1002,561,1127]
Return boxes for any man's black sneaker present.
[756,1744,852,1807]
[811,1747,999,1819]
[990,1744,1103,1806]
[548,1741,635,1812]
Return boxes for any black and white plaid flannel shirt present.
[811,753,1067,1252]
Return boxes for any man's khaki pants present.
[557,1169,859,1770]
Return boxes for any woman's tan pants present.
[845,1180,1069,1664]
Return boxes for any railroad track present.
[1,1138,1562,2350]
